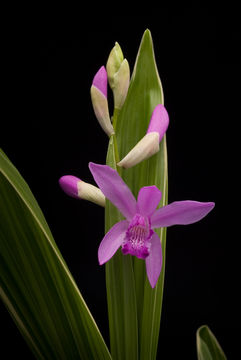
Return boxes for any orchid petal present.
[137,186,162,217]
[145,231,162,288]
[92,66,108,98]
[147,104,169,141]
[89,162,136,220]
[151,201,215,228]
[98,220,129,265]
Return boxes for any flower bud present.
[59,175,105,207]
[106,42,124,88]
[91,66,114,136]
[112,59,130,109]
[117,132,160,169]
[147,104,169,140]
[118,104,169,169]
[106,43,130,109]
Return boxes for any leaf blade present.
[0,149,112,360]
[196,325,227,360]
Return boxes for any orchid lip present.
[121,214,153,259]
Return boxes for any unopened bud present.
[91,66,114,136]
[106,43,130,109]
[59,175,105,207]
[118,104,169,169]
[117,133,160,169]
[146,104,169,140]
[106,42,124,88]
[113,59,130,109]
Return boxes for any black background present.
[1,5,240,359]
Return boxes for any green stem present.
[112,108,120,130]
[111,108,121,174]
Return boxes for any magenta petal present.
[92,66,107,98]
[147,104,169,141]
[59,175,80,199]
[145,232,162,288]
[89,162,136,220]
[151,201,215,228]
[98,220,129,265]
[137,186,162,217]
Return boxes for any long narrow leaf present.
[0,149,111,360]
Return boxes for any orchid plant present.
[0,30,226,359]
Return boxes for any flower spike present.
[90,66,114,137]
[118,104,169,169]
[59,175,105,207]
[89,162,215,288]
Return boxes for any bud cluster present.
[60,41,169,206]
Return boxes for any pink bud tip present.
[92,66,108,98]
[147,104,169,141]
[59,175,80,199]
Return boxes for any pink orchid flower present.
[89,162,215,288]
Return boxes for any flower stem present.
[112,108,120,130]
[112,108,121,174]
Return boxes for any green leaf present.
[196,325,227,360]
[105,29,168,360]
[0,149,111,360]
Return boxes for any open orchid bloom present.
[118,104,169,169]
[89,162,215,288]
